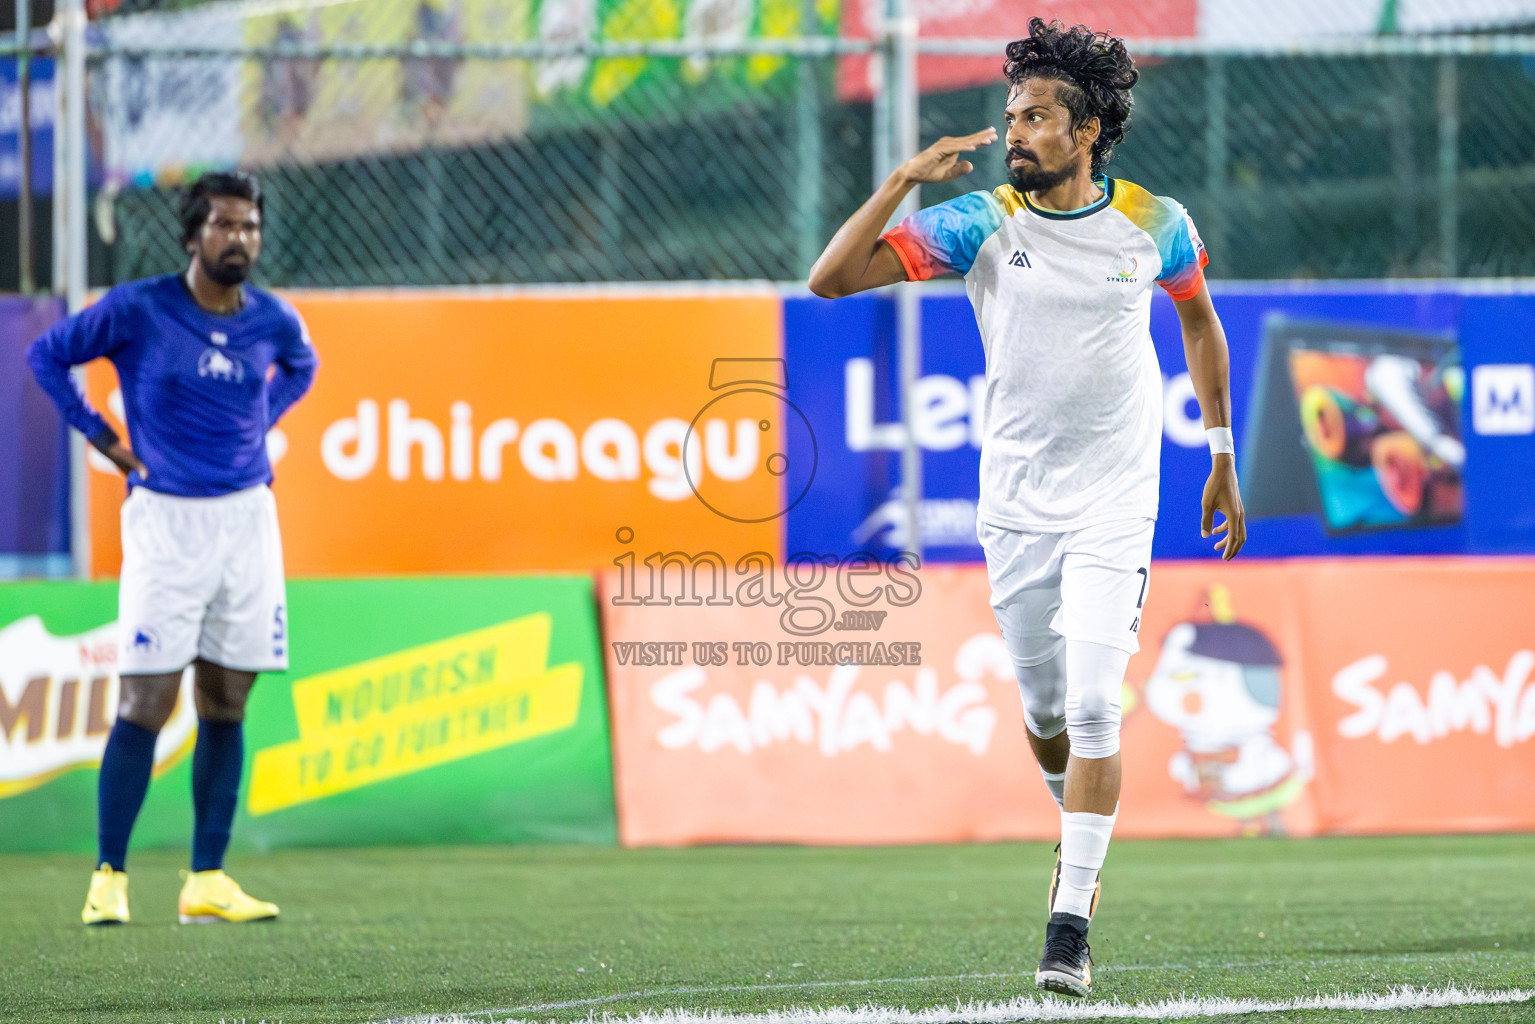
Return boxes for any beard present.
[200,248,252,287]
[1007,150,1079,194]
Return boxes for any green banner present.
[0,576,616,852]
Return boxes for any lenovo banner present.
[783,284,1535,563]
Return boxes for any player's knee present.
[117,673,181,731]
[1065,687,1121,758]
[193,684,249,722]
[1063,640,1128,759]
[194,663,256,722]
[1015,653,1067,740]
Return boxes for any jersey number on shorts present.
[1131,567,1148,633]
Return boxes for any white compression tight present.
[1063,639,1130,759]
[1014,639,1130,760]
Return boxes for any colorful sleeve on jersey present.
[881,190,1006,280]
[1109,181,1209,301]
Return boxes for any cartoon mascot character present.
[1143,587,1312,833]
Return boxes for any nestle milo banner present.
[0,576,616,852]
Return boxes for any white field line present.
[441,948,1524,1017]
[385,984,1532,1023]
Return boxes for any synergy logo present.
[1112,248,1139,281]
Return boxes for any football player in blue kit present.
[809,19,1245,997]
[29,171,318,925]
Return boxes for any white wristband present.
[1207,427,1235,457]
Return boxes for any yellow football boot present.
[81,864,130,925]
[177,869,279,924]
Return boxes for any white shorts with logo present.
[978,516,1155,665]
[118,484,288,675]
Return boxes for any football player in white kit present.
[808,18,1245,997]
[29,172,317,925]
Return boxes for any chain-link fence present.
[106,51,871,286]
[77,1,1535,288]
[918,50,1535,280]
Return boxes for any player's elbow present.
[806,267,846,300]
[24,336,59,381]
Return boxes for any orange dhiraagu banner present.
[86,288,785,576]
[605,558,1535,846]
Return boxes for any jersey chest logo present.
[1007,249,1032,268]
[1108,248,1140,283]
[198,347,246,382]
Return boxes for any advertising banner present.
[529,0,838,119]
[0,58,54,200]
[783,284,1535,563]
[604,563,1059,846]
[604,556,1535,845]
[102,0,833,183]
[836,0,1196,102]
[1287,558,1535,836]
[0,576,616,851]
[85,288,785,577]
[240,0,531,168]
[100,8,244,187]
[0,296,68,564]
[601,561,1320,847]
[1127,557,1535,838]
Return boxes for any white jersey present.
[883,176,1207,532]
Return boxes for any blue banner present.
[0,58,54,200]
[784,283,1535,561]
[0,296,68,563]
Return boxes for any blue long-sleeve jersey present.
[27,274,319,498]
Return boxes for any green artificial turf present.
[1,835,1532,1023]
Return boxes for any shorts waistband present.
[130,484,272,507]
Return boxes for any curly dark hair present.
[179,171,263,247]
[1003,18,1138,175]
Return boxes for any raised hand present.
[898,128,998,185]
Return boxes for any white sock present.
[1040,769,1066,810]
[1052,808,1117,919]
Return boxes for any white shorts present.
[978,517,1154,662]
[118,484,289,675]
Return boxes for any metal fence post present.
[16,0,33,293]
[1202,55,1227,275]
[59,0,91,580]
[1436,54,1459,278]
[793,0,824,280]
[889,0,921,558]
[1387,56,1417,270]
